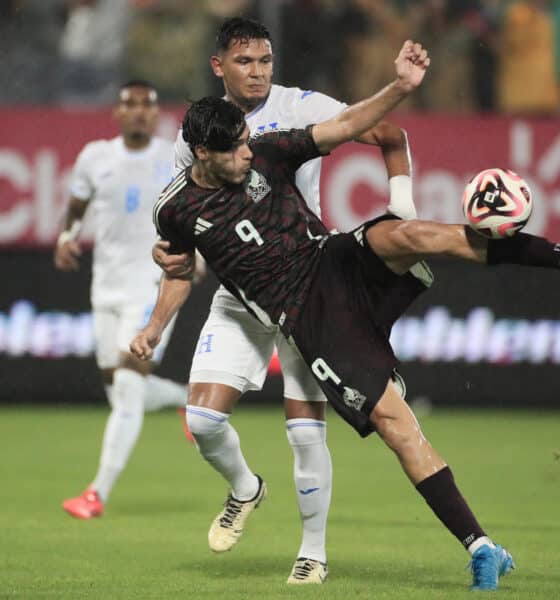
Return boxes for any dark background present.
[3,249,559,407]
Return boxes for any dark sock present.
[487,233,560,268]
[416,466,486,549]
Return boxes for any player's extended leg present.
[63,304,184,519]
[279,335,331,585]
[369,380,514,590]
[186,382,266,552]
[284,398,330,585]
[62,351,151,519]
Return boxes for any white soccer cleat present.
[208,475,267,552]
[286,557,328,584]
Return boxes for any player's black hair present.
[182,97,246,153]
[215,17,271,53]
[119,79,157,93]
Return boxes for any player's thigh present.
[275,333,326,420]
[190,300,276,394]
[93,307,120,370]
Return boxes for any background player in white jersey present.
[54,80,187,519]
[153,18,418,584]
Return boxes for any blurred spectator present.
[467,0,501,112]
[334,0,409,104]
[408,0,480,113]
[0,0,65,104]
[497,0,559,115]
[57,0,131,105]
[126,0,258,103]
[278,0,339,97]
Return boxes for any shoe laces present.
[219,494,244,528]
[292,558,320,580]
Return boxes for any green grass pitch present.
[1,405,559,599]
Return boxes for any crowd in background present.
[1,0,559,114]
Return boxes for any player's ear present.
[210,55,224,78]
[193,145,209,160]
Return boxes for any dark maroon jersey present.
[154,127,329,333]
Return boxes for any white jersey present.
[174,84,346,218]
[70,136,174,308]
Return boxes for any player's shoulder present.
[269,84,341,107]
[152,135,174,150]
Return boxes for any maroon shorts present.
[290,216,431,437]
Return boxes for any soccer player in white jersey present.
[54,80,188,519]
[154,18,416,583]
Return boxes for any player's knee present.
[379,420,422,457]
[111,368,146,414]
[286,419,327,447]
[186,405,228,438]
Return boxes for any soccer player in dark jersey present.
[153,17,418,584]
[129,41,560,589]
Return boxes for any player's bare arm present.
[130,272,192,361]
[153,240,207,282]
[54,196,88,271]
[153,239,191,278]
[360,121,411,179]
[312,41,429,155]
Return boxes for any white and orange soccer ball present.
[462,168,532,239]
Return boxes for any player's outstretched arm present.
[358,121,416,219]
[312,41,430,154]
[54,196,88,271]
[130,273,192,361]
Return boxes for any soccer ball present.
[462,168,532,239]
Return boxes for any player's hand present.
[54,240,82,271]
[394,40,430,92]
[130,326,161,361]
[153,240,192,278]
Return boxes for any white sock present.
[388,175,417,220]
[92,368,145,501]
[468,536,496,555]
[186,405,258,501]
[286,418,332,564]
[143,375,187,412]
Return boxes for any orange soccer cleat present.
[62,487,104,519]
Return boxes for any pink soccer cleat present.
[62,487,104,519]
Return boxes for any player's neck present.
[225,89,268,115]
[191,163,222,189]
[123,134,152,151]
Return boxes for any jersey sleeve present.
[154,199,194,256]
[252,127,322,172]
[173,129,194,176]
[69,143,96,201]
[292,90,347,127]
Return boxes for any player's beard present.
[127,131,151,147]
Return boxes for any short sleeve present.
[173,129,194,177]
[292,90,347,128]
[154,199,194,255]
[251,127,322,172]
[69,143,96,201]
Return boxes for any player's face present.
[207,126,253,186]
[114,86,159,145]
[211,38,273,112]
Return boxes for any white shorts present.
[93,301,175,370]
[190,286,326,402]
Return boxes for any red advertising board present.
[1,108,559,246]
